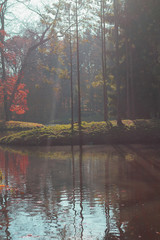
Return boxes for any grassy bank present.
[0,119,160,146]
[0,121,44,131]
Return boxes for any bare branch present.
[8,25,52,109]
[16,0,45,19]
[0,0,7,7]
[6,0,74,110]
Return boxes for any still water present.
[0,144,160,240]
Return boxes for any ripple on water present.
[0,144,160,239]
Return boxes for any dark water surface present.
[0,144,160,240]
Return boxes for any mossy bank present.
[0,121,44,131]
[0,119,160,146]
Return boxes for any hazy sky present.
[15,0,43,20]
[8,0,48,34]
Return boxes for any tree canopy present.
[0,0,160,123]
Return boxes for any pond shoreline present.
[0,119,160,146]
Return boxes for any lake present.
[0,144,160,239]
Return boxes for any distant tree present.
[114,0,122,125]
[122,0,160,119]
[0,0,60,121]
[0,1,29,119]
[100,0,108,122]
[75,0,81,130]
[67,3,74,130]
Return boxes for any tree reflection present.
[103,144,160,240]
[71,145,77,238]
[0,147,29,239]
[0,147,29,180]
[0,150,10,239]
[0,145,160,239]
[104,149,110,238]
[4,150,10,239]
[79,145,84,239]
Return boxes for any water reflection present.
[0,144,160,239]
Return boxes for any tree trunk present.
[0,4,10,121]
[68,5,74,131]
[129,46,135,119]
[75,0,81,131]
[114,0,122,126]
[101,0,108,122]
[125,0,135,120]
[125,1,131,119]
[126,39,131,119]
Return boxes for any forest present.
[0,0,160,125]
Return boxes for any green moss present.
[1,119,160,146]
[0,120,44,131]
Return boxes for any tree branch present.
[8,26,52,109]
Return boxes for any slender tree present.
[75,0,81,130]
[0,0,62,121]
[0,0,8,120]
[114,0,122,125]
[125,0,135,119]
[101,0,108,122]
[68,3,74,131]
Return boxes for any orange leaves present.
[0,42,4,49]
[0,74,29,115]
[17,83,25,90]
[0,29,8,37]
[10,106,27,115]
[0,19,29,116]
[4,51,17,65]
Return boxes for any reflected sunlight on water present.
[0,144,160,239]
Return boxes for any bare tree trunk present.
[0,2,10,121]
[75,0,81,131]
[129,46,135,119]
[125,1,131,119]
[125,0,135,120]
[68,5,74,131]
[126,39,131,119]
[101,0,108,122]
[114,0,122,126]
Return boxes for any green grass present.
[0,120,44,131]
[0,119,160,146]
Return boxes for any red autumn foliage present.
[4,51,17,65]
[0,33,29,115]
[0,149,29,178]
[0,42,4,49]
[0,74,29,115]
[0,29,8,37]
